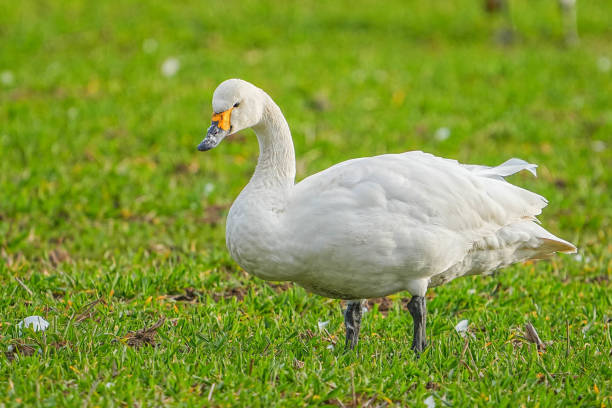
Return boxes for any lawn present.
[0,0,610,406]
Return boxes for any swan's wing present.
[285,151,551,278]
[462,157,538,180]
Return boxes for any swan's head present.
[197,79,265,151]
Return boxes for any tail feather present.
[519,222,577,259]
[538,237,577,254]
[465,158,538,181]
[462,156,576,258]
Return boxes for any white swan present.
[197,79,576,353]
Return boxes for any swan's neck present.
[249,96,296,191]
[226,94,295,279]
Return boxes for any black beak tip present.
[197,139,216,151]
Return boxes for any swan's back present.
[282,151,574,296]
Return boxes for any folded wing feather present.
[286,151,574,282]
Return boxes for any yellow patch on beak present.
[211,107,233,131]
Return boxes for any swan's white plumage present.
[209,79,576,300]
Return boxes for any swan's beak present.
[197,122,229,151]
[198,108,233,151]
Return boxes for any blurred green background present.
[1,0,610,406]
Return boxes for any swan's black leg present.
[407,295,427,354]
[344,300,364,350]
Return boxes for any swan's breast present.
[226,195,294,281]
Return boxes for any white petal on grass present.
[161,57,180,77]
[455,319,469,337]
[592,140,606,153]
[142,38,158,54]
[317,320,329,331]
[424,395,436,408]
[18,316,49,334]
[467,289,476,295]
[597,56,611,73]
[204,182,215,196]
[434,127,450,141]
[326,344,334,350]
[1,70,14,86]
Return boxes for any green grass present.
[1,0,611,406]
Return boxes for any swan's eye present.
[233,102,240,108]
